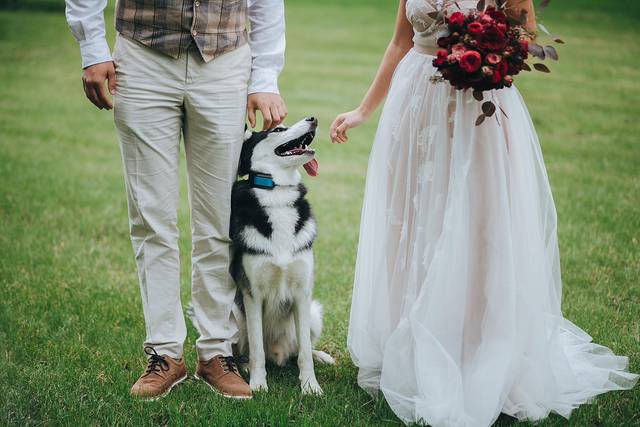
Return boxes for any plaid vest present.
[115,0,248,62]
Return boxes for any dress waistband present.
[413,45,439,56]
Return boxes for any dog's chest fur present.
[231,182,316,266]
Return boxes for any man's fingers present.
[269,105,281,128]
[277,103,287,123]
[94,83,113,110]
[261,106,273,130]
[247,104,257,128]
[84,84,102,109]
[107,67,117,96]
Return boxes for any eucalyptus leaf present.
[544,45,559,60]
[538,23,551,35]
[522,62,531,72]
[475,114,486,126]
[477,0,485,11]
[534,63,551,73]
[554,38,565,44]
[473,90,484,102]
[482,101,496,117]
[528,43,546,60]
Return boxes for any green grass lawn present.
[1,0,639,425]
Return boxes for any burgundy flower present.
[460,51,482,73]
[496,61,509,80]
[491,68,503,84]
[486,7,507,24]
[433,49,448,67]
[437,36,452,48]
[478,25,507,51]
[451,43,467,58]
[486,53,502,65]
[479,13,494,25]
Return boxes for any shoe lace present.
[143,346,170,377]
[220,355,248,375]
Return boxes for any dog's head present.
[239,117,318,179]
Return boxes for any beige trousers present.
[113,34,250,360]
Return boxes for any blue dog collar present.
[249,173,276,190]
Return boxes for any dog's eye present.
[270,127,288,133]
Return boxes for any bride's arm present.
[506,0,537,36]
[330,0,413,144]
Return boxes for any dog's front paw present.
[250,375,268,392]
[300,377,323,395]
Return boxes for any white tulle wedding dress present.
[347,1,637,426]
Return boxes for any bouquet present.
[431,0,563,125]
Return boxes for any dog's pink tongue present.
[303,159,318,177]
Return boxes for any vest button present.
[195,1,200,6]
[192,30,198,36]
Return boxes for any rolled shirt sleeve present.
[247,0,286,94]
[65,0,112,69]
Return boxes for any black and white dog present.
[230,117,334,395]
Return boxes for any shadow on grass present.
[0,0,64,13]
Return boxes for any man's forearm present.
[65,0,111,68]
[247,0,286,94]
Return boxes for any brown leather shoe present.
[195,355,252,399]
[130,347,188,401]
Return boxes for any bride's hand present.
[330,109,368,144]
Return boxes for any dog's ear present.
[238,131,259,177]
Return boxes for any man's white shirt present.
[64,0,285,94]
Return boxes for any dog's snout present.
[306,116,318,125]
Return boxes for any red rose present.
[504,75,514,86]
[448,12,465,29]
[519,39,529,53]
[468,21,483,36]
[460,51,482,73]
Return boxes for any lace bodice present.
[406,0,490,51]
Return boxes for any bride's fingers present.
[330,116,345,143]
[336,121,349,143]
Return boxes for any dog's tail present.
[310,301,336,365]
[310,300,323,345]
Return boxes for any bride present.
[329,0,637,426]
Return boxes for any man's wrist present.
[79,37,112,69]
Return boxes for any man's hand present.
[82,61,116,110]
[247,93,288,130]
